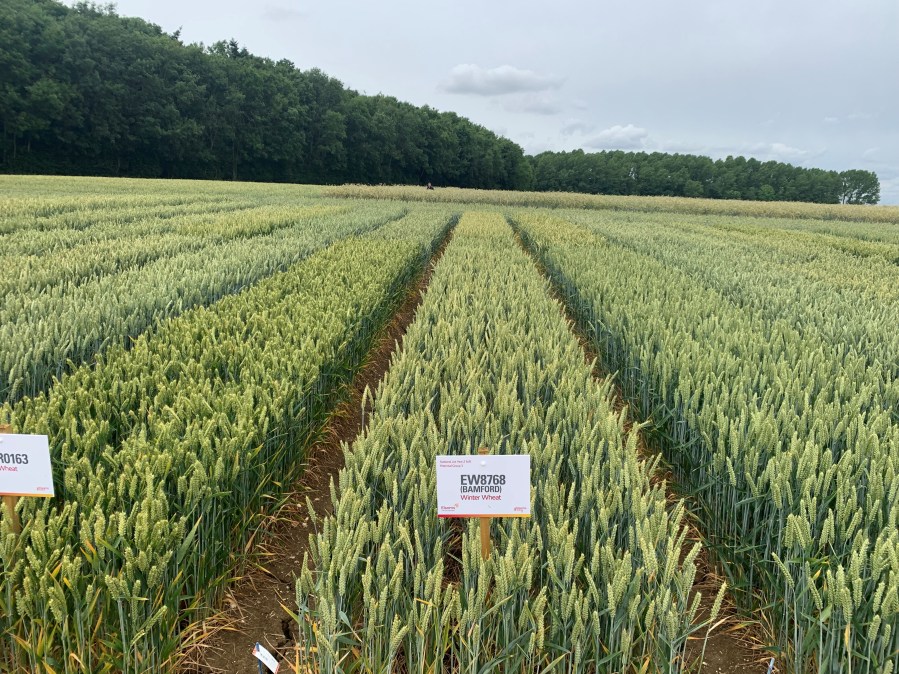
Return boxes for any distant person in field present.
[426,182,434,190]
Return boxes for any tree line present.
[0,0,879,204]
[530,151,880,204]
[0,0,532,189]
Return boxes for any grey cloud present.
[752,142,811,162]
[560,120,595,137]
[584,124,649,150]
[441,64,563,96]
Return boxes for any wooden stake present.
[478,447,490,561]
[0,424,19,534]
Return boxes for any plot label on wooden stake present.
[0,433,54,498]
[436,453,530,518]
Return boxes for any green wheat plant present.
[296,212,703,673]
[0,199,411,403]
[512,210,899,673]
[0,206,454,673]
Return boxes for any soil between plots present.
[186,231,452,674]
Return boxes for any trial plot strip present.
[297,212,702,673]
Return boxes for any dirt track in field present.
[512,226,769,674]
[184,227,454,674]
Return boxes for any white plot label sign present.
[0,434,54,498]
[252,642,280,673]
[436,454,530,518]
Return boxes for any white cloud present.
[441,64,563,96]
[823,116,839,123]
[862,147,879,158]
[584,124,649,150]
[762,142,810,161]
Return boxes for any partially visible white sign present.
[0,434,54,498]
[252,642,280,673]
[436,454,530,518]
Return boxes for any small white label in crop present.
[252,642,280,673]
[0,434,54,498]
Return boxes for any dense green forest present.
[0,0,880,203]
[530,150,880,204]
[0,0,532,188]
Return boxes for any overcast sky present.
[113,0,899,203]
